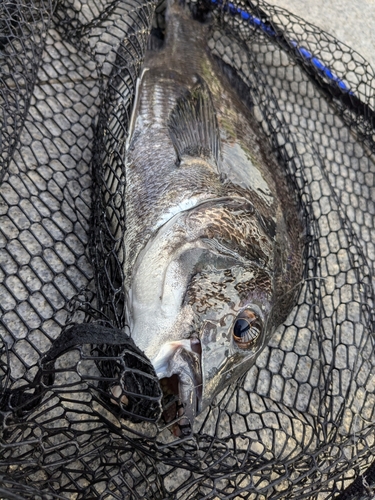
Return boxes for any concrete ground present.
[271,0,375,70]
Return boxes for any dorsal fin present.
[168,80,221,166]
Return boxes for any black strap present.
[0,323,161,422]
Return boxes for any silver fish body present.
[117,1,304,426]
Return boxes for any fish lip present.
[153,338,202,430]
[189,337,203,408]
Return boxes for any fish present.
[118,0,304,429]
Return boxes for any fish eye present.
[232,310,263,349]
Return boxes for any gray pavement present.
[272,0,375,70]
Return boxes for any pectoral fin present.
[168,80,221,167]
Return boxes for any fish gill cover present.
[0,0,374,498]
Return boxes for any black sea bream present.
[119,0,304,426]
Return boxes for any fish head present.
[128,196,286,428]
[188,263,272,412]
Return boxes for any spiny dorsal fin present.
[168,80,221,166]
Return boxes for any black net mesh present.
[0,0,374,498]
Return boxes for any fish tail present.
[164,0,208,58]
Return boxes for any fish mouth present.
[151,338,202,435]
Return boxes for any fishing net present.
[0,0,374,498]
